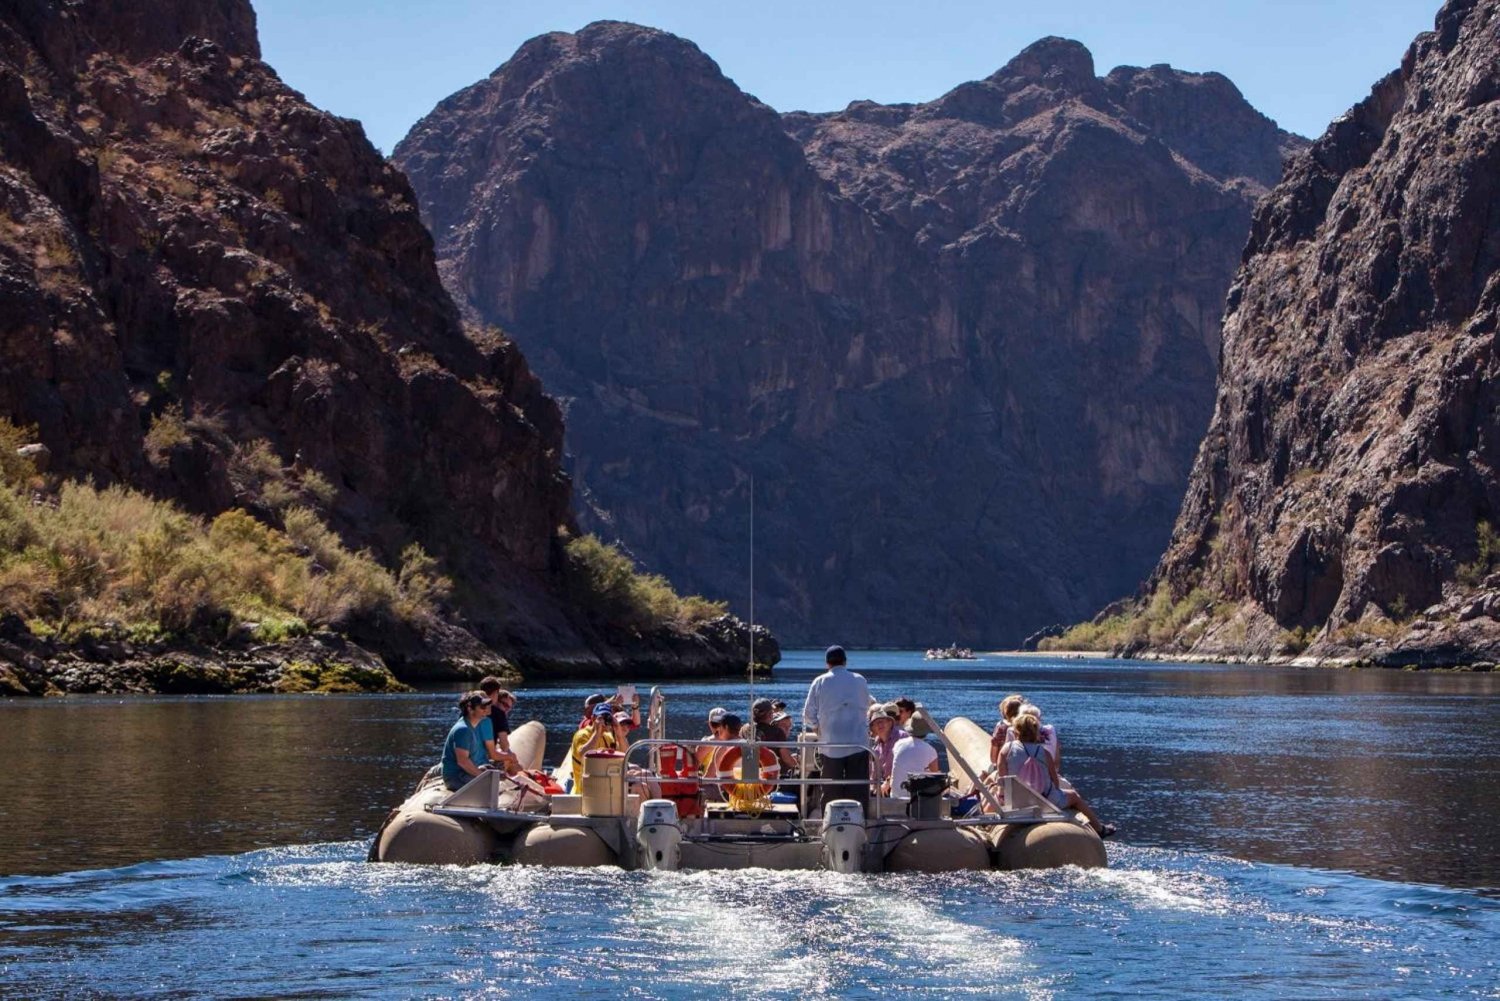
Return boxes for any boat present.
[925,645,977,660]
[369,691,1106,872]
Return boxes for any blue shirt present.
[803,665,871,759]
[441,718,484,790]
[474,717,495,764]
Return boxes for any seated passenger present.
[578,693,609,729]
[989,693,1027,765]
[868,705,909,795]
[441,691,492,791]
[892,696,932,737]
[888,730,941,799]
[568,702,617,792]
[769,710,799,776]
[478,677,519,768]
[1018,702,1060,770]
[611,710,659,798]
[999,713,1113,837]
[702,711,744,801]
[697,707,730,771]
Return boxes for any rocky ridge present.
[396,24,1303,647]
[0,0,769,690]
[1115,0,1500,667]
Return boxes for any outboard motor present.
[821,799,866,873]
[637,799,682,871]
[904,774,950,820]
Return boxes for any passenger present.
[989,693,1027,765]
[704,712,744,801]
[999,713,1114,837]
[477,677,519,769]
[441,691,491,791]
[868,704,909,795]
[697,706,730,771]
[612,710,659,799]
[568,702,617,792]
[888,730,941,799]
[745,698,781,742]
[1018,702,1060,770]
[803,645,872,814]
[770,710,799,777]
[741,697,797,777]
[578,693,609,729]
[892,696,933,737]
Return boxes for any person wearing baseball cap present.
[802,644,871,814]
[568,701,618,792]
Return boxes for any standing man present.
[802,645,871,814]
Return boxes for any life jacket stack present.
[657,743,702,819]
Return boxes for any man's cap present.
[613,711,633,725]
[770,711,791,724]
[825,645,846,664]
[752,697,773,718]
[584,693,607,710]
[591,702,614,718]
[881,702,901,720]
[708,706,729,724]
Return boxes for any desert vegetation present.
[1039,585,1215,653]
[563,532,727,631]
[0,419,447,645]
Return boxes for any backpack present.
[1015,743,1052,797]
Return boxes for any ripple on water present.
[3,842,1500,999]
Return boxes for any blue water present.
[2,651,1498,997]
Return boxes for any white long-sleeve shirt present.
[802,666,870,759]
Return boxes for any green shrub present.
[564,534,728,630]
[0,420,38,487]
[0,425,441,644]
[144,404,190,467]
[1041,585,1215,653]
[1457,521,1499,587]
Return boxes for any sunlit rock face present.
[397,22,1301,646]
[0,1,763,674]
[1146,0,1500,665]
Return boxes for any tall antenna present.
[747,474,755,704]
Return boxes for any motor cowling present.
[821,799,866,873]
[637,799,682,871]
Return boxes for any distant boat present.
[925,645,976,661]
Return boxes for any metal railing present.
[620,737,880,818]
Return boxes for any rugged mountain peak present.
[1137,0,1500,666]
[1103,63,1295,187]
[398,27,1301,647]
[921,36,1101,126]
[991,36,1097,89]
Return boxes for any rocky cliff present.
[396,23,1302,646]
[0,0,767,684]
[1125,0,1500,666]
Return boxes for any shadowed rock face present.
[1146,0,1500,665]
[0,1,767,675]
[396,23,1302,647]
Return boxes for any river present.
[1,652,1497,997]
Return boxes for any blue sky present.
[252,0,1441,154]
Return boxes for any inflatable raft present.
[371,706,1105,872]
